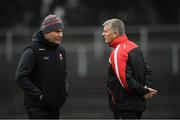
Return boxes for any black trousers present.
[26,106,60,119]
[113,110,143,119]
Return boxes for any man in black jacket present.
[102,18,157,119]
[15,14,67,119]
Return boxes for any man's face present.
[45,29,63,45]
[102,25,115,44]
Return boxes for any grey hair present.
[102,18,125,35]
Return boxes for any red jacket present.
[107,34,152,112]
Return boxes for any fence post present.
[5,30,13,62]
[140,27,148,59]
[172,44,179,75]
[77,45,87,77]
[93,28,104,60]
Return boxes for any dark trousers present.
[113,110,143,119]
[26,106,60,119]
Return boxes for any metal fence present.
[0,25,180,118]
[0,25,179,75]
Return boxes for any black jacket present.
[15,30,67,108]
[107,35,152,112]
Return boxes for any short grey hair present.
[102,18,125,35]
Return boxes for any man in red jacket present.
[102,18,157,119]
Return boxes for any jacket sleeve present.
[15,48,42,97]
[125,49,149,96]
[125,63,149,96]
[63,48,68,91]
[144,61,152,87]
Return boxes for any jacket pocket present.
[108,88,117,105]
[108,80,122,105]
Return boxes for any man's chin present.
[105,41,110,44]
[55,41,61,44]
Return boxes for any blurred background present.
[0,0,180,119]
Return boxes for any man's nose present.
[102,32,104,36]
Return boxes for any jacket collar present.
[32,30,58,49]
[109,34,128,48]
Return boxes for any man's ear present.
[113,32,118,38]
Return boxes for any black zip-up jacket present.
[15,30,67,109]
[107,34,152,112]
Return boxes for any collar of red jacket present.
[109,34,128,48]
